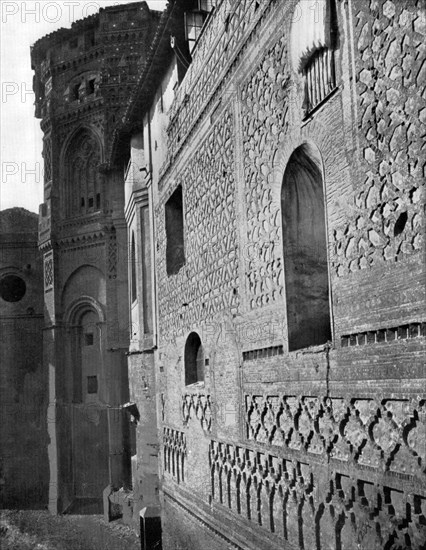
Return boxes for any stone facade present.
[0,208,48,508]
[115,0,426,548]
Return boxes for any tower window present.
[87,376,98,394]
[184,332,204,386]
[87,79,96,95]
[72,83,80,101]
[84,333,94,346]
[165,185,185,276]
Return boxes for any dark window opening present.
[131,232,137,303]
[96,193,101,209]
[88,197,94,208]
[84,333,94,346]
[87,375,98,394]
[87,79,96,95]
[141,206,153,334]
[80,197,85,208]
[281,144,331,351]
[165,185,185,276]
[185,332,204,385]
[72,83,80,101]
[0,275,26,303]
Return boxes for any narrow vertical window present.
[141,206,153,334]
[281,144,331,351]
[165,185,185,276]
[131,231,137,303]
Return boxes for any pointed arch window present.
[281,144,331,351]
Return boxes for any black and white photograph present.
[1,0,425,548]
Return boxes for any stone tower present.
[31,2,161,514]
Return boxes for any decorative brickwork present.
[210,438,426,549]
[43,252,54,291]
[43,136,52,183]
[163,427,187,483]
[157,109,238,339]
[245,395,425,478]
[331,0,426,276]
[341,322,426,347]
[182,394,212,432]
[166,0,273,162]
[241,36,291,309]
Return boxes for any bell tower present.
[31,2,161,514]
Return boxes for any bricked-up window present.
[291,0,338,115]
[281,144,331,351]
[185,332,204,385]
[165,185,185,276]
[84,333,94,346]
[87,376,98,394]
[131,231,137,303]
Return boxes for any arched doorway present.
[281,144,331,351]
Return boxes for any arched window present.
[131,231,137,303]
[184,332,204,385]
[281,144,331,351]
[64,130,101,217]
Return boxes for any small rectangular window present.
[87,376,98,394]
[84,333,94,346]
[88,197,94,208]
[165,185,185,276]
[96,193,101,209]
[81,197,85,208]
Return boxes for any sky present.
[0,0,167,213]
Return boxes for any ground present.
[0,510,140,550]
